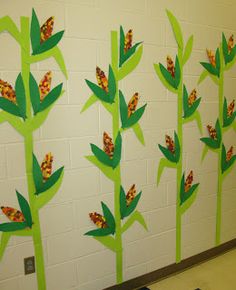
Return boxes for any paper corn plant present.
[154,10,202,263]
[82,27,147,283]
[0,10,67,290]
[198,33,236,246]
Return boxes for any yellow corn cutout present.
[39,71,52,101]
[188,89,197,107]
[41,152,53,182]
[126,184,136,206]
[206,49,216,67]
[165,135,175,154]
[167,55,175,77]
[127,92,139,117]
[227,100,235,117]
[40,16,54,43]
[0,79,16,103]
[207,125,217,140]
[96,66,108,93]
[1,206,25,222]
[226,146,233,162]
[103,132,114,158]
[184,170,193,193]
[89,212,107,228]
[124,29,133,53]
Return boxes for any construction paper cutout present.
[112,132,122,169]
[183,35,193,65]
[120,185,142,219]
[166,9,183,49]
[16,191,33,228]
[153,63,177,93]
[200,48,220,78]
[0,16,22,45]
[221,144,236,173]
[121,210,147,234]
[30,9,40,53]
[183,110,203,134]
[90,143,113,167]
[94,236,117,252]
[0,233,10,259]
[39,71,52,101]
[0,97,23,118]
[223,97,236,127]
[180,172,199,205]
[40,16,54,43]
[0,222,27,232]
[222,33,236,65]
[33,154,43,192]
[81,94,98,113]
[183,85,201,119]
[158,131,180,163]
[118,45,143,80]
[39,83,62,112]
[159,55,180,90]
[33,31,64,55]
[157,158,177,185]
[89,212,108,228]
[29,73,40,114]
[1,206,25,222]
[132,123,145,145]
[15,73,26,119]
[180,186,199,215]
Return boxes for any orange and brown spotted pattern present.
[103,132,114,158]
[0,80,16,103]
[41,152,53,182]
[1,206,25,222]
[89,212,107,228]
[207,125,217,140]
[165,135,175,154]
[188,89,197,107]
[184,170,193,193]
[167,55,175,77]
[206,49,216,67]
[228,35,234,53]
[40,16,54,43]
[96,66,108,93]
[127,92,139,118]
[126,184,136,206]
[39,71,52,101]
[227,100,235,117]
[124,29,133,53]
[226,146,234,162]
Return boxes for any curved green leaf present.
[158,144,176,163]
[183,110,203,135]
[124,104,147,129]
[16,191,32,228]
[32,31,64,55]
[166,9,183,49]
[119,26,125,67]
[200,62,219,77]
[180,185,199,214]
[200,137,220,149]
[85,227,114,237]
[0,232,11,260]
[108,65,116,102]
[81,94,98,113]
[157,157,177,185]
[159,63,177,89]
[223,97,236,127]
[94,235,117,252]
[215,118,222,144]
[183,35,193,65]
[0,222,27,232]
[112,132,122,169]
[32,154,43,192]
[119,90,128,126]
[174,131,180,163]
[180,182,199,206]
[121,210,147,234]
[215,48,220,75]
[221,143,236,173]
[30,8,40,53]
[174,56,181,88]
[184,98,201,119]
[120,186,127,219]
[198,70,208,85]
[153,63,177,93]
[15,73,26,119]
[101,202,116,234]
[90,143,113,167]
[39,83,63,112]
[0,98,22,117]
[124,191,142,218]
[85,79,110,103]
[29,73,40,115]
[132,123,145,145]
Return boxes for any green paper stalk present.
[84,28,146,284]
[199,39,236,246]
[154,10,201,263]
[0,10,67,290]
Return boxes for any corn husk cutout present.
[188,89,197,107]
[89,212,107,228]
[126,184,136,206]
[40,16,54,43]
[1,206,25,222]
[165,135,175,154]
[103,132,114,158]
[96,66,108,93]
[127,92,139,118]
[228,35,234,53]
[39,71,52,101]
[227,100,235,117]
[206,49,216,67]
[41,152,53,182]
[207,124,217,140]
[0,80,16,103]
[184,170,193,193]
[167,55,175,77]
[226,146,234,162]
[124,29,133,53]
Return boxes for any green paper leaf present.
[174,131,180,163]
[159,63,177,89]
[215,48,220,75]
[85,155,115,181]
[124,191,142,219]
[39,83,63,112]
[174,56,181,88]
[120,42,142,67]
[118,45,143,80]
[90,144,113,167]
[183,35,193,65]
[0,232,11,260]
[30,9,40,53]
[180,173,199,206]
[32,154,43,193]
[184,98,201,119]
[198,70,208,85]
[180,185,199,214]
[158,144,176,163]
[101,202,116,234]
[153,63,177,93]
[119,90,128,127]
[32,31,64,55]
[183,110,203,135]
[166,9,183,49]
[215,118,222,144]
[200,137,220,149]
[0,16,23,46]
[0,222,27,232]
[120,186,127,220]
[16,191,33,228]
[121,210,147,234]
[221,144,236,173]
[94,236,117,252]
[0,98,22,117]
[84,228,112,237]
[112,132,122,169]
[81,94,98,113]
[221,33,234,65]
[108,65,116,102]
[157,157,177,185]
[29,73,40,115]
[36,167,64,195]
[119,26,125,67]
[125,105,147,128]
[15,73,26,119]
[85,79,110,103]
[132,123,145,145]
[200,62,219,77]
[223,97,236,127]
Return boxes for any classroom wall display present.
[0,9,67,290]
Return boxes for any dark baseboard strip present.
[104,238,236,290]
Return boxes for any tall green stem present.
[215,47,224,246]
[21,17,46,290]
[111,31,123,283]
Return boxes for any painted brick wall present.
[0,0,236,289]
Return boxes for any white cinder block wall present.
[0,0,236,289]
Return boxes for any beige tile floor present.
[148,248,236,290]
